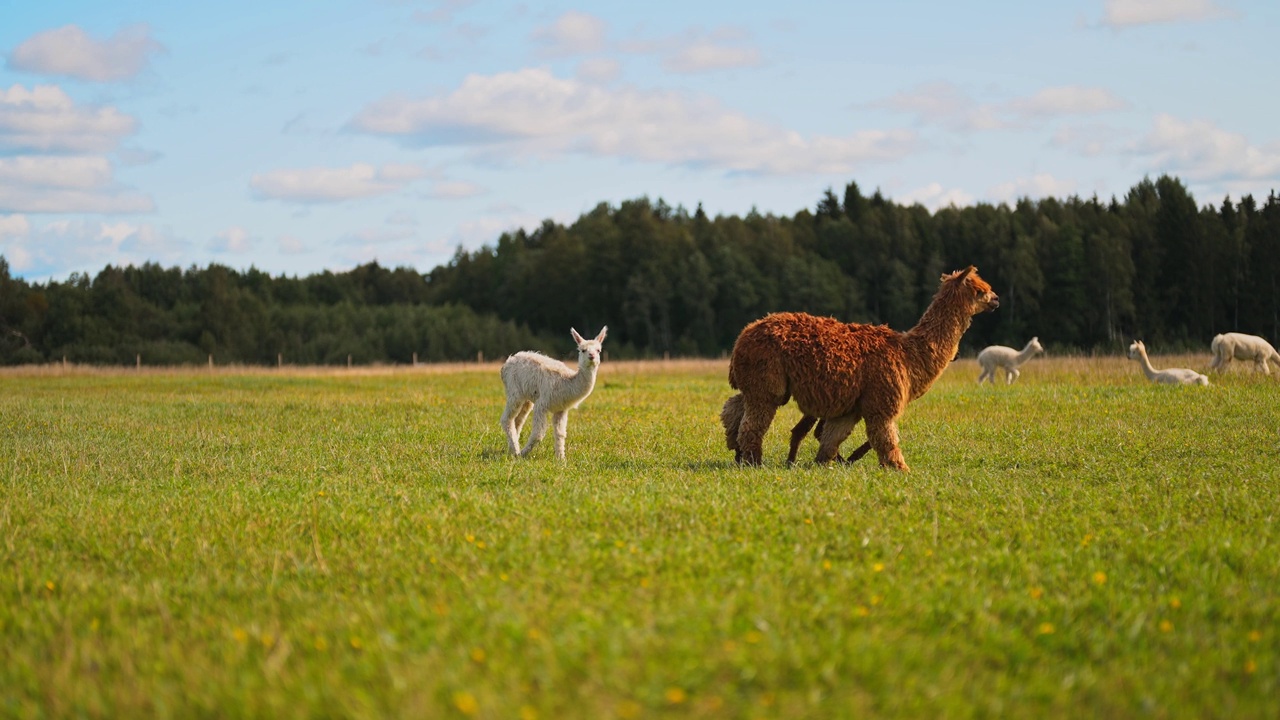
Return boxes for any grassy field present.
[2,355,1277,718]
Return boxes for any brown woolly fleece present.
[721,266,999,470]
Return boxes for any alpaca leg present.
[500,398,529,456]
[841,441,873,464]
[865,414,908,471]
[815,414,859,465]
[1008,367,1020,384]
[787,415,819,465]
[720,395,745,457]
[977,366,989,384]
[513,401,533,434]
[519,407,550,457]
[813,420,853,463]
[735,398,779,466]
[552,411,569,460]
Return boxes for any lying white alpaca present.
[1127,340,1209,386]
[500,326,607,459]
[977,336,1044,384]
[1209,332,1280,374]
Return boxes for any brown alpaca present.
[721,266,998,470]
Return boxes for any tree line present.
[2,174,1278,366]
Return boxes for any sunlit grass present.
[1,355,1276,718]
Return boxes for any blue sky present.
[1,0,1276,281]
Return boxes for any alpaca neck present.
[563,360,599,401]
[1015,343,1039,365]
[902,290,973,397]
[1135,349,1159,380]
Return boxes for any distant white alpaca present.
[977,336,1044,384]
[500,326,608,459]
[1209,332,1280,374]
[1127,340,1209,386]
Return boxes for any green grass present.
[1,357,1277,718]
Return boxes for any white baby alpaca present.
[500,326,607,459]
[1127,340,1209,386]
[1209,332,1280,374]
[977,336,1044,384]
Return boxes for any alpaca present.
[500,326,607,459]
[1208,332,1280,374]
[723,266,999,470]
[1126,340,1209,386]
[977,337,1044,384]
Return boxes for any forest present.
[2,174,1278,366]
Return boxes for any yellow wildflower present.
[452,691,478,716]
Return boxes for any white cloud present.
[7,24,164,82]
[350,68,917,176]
[209,226,255,253]
[0,154,153,213]
[1101,0,1233,27]
[987,174,1078,203]
[0,155,112,189]
[1007,86,1127,118]
[1131,114,1280,183]
[532,11,607,57]
[0,84,137,153]
[0,214,31,238]
[2,219,183,277]
[662,40,761,74]
[1051,123,1127,157]
[278,234,307,254]
[576,57,620,84]
[619,26,763,75]
[875,82,1125,132]
[250,163,425,203]
[898,183,976,211]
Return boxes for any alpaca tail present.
[720,394,745,452]
[1209,334,1224,369]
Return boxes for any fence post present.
[477,351,484,363]
[347,354,352,368]
[278,353,282,368]
[136,353,141,370]
[412,352,418,367]
[208,354,213,370]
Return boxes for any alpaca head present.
[940,266,1000,315]
[570,326,608,367]
[1127,340,1145,359]
[1029,337,1044,355]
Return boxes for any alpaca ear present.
[595,325,608,343]
[570,328,585,345]
[957,265,976,281]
